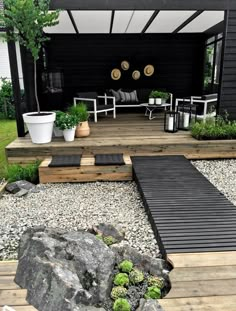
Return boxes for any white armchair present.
[74,92,116,123]
[175,93,218,121]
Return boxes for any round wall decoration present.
[111,68,121,80]
[121,60,130,71]
[144,64,154,76]
[132,70,141,80]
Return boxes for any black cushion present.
[201,94,218,100]
[94,104,114,111]
[95,154,125,165]
[76,92,98,99]
[49,155,81,167]
[110,89,121,102]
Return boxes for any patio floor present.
[5,112,236,165]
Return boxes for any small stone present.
[6,182,21,194]
[136,298,164,311]
[15,180,35,191]
[14,189,29,197]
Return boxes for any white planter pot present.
[63,127,76,142]
[53,125,63,137]
[155,98,162,105]
[23,112,56,144]
[149,98,155,105]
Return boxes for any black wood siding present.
[44,34,205,104]
[220,10,236,118]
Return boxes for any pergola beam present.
[67,10,79,34]
[141,10,159,34]
[173,10,203,33]
[50,0,236,11]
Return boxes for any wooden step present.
[39,155,132,183]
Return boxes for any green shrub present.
[111,286,127,300]
[5,161,40,183]
[129,268,144,285]
[144,286,161,299]
[0,78,15,119]
[113,298,131,311]
[113,273,129,287]
[56,113,78,130]
[147,276,164,289]
[191,115,236,140]
[149,90,169,100]
[103,236,117,246]
[68,102,89,122]
[54,110,65,128]
[118,260,133,273]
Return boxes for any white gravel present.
[1,159,236,261]
[0,181,159,260]
[192,159,236,206]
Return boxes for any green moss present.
[144,286,161,299]
[113,298,131,311]
[96,234,103,241]
[103,236,117,246]
[118,260,133,273]
[129,268,144,285]
[111,286,127,300]
[113,273,129,287]
[147,276,164,289]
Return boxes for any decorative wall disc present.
[121,60,130,70]
[144,64,154,76]
[132,70,141,80]
[111,68,121,80]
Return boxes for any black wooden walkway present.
[132,156,236,257]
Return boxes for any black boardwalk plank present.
[132,155,236,257]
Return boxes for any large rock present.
[15,227,115,311]
[136,299,164,311]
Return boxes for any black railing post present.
[7,38,25,137]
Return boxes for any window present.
[203,34,223,93]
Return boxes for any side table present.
[140,103,172,120]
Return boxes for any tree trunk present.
[34,59,40,114]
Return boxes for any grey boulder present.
[15,227,115,311]
[136,299,165,311]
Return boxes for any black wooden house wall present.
[42,34,205,107]
[219,10,236,117]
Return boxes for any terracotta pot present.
[75,121,90,138]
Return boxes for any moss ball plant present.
[147,276,164,289]
[114,273,129,287]
[111,286,128,300]
[118,260,133,273]
[103,236,117,246]
[129,268,144,285]
[113,298,131,311]
[144,286,161,299]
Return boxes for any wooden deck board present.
[132,155,236,255]
[5,113,236,164]
[39,155,132,183]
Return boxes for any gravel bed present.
[0,181,159,260]
[192,159,236,206]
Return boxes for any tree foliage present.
[0,0,59,60]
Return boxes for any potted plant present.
[149,91,156,105]
[1,0,59,144]
[149,90,170,105]
[53,110,64,137]
[56,113,78,142]
[68,102,90,138]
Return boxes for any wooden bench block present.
[39,155,132,183]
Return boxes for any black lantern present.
[164,111,178,133]
[177,98,197,130]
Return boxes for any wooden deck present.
[5,112,236,164]
[132,156,236,255]
[1,253,236,311]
